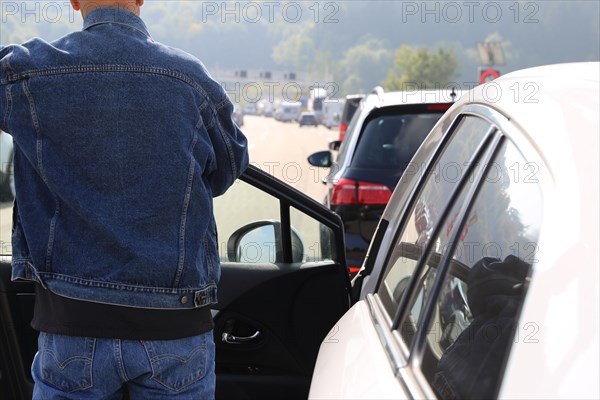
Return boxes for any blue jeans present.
[31,331,215,399]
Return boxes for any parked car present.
[308,86,460,273]
[0,129,14,202]
[299,111,319,127]
[309,62,599,399]
[338,93,364,141]
[1,63,598,400]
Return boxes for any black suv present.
[309,86,459,273]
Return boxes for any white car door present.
[310,108,544,399]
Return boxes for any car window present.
[352,113,444,170]
[413,139,543,399]
[214,178,335,263]
[335,100,366,166]
[341,98,361,125]
[377,116,492,316]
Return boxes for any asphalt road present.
[0,116,338,256]
[242,115,336,200]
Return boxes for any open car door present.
[0,165,351,400]
[213,165,351,399]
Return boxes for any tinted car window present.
[415,139,543,399]
[341,97,361,126]
[378,116,492,315]
[352,113,443,170]
[301,115,317,123]
[335,100,365,167]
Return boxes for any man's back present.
[1,6,249,310]
[1,4,248,398]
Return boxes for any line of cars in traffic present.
[1,63,598,399]
[232,95,361,130]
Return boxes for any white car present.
[309,62,599,399]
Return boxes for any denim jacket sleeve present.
[205,85,249,197]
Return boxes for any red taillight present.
[339,123,347,141]
[331,179,356,205]
[348,266,361,275]
[331,179,392,206]
[358,182,392,205]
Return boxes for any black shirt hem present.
[32,284,214,340]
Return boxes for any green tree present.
[271,29,316,71]
[383,45,458,90]
[339,37,392,94]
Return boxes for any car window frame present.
[385,125,500,339]
[411,136,544,399]
[367,104,549,399]
[407,131,503,348]
[358,113,499,399]
[372,113,496,305]
[360,110,503,399]
[239,165,349,266]
[407,106,550,399]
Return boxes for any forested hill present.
[2,1,598,94]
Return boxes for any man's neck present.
[80,1,141,19]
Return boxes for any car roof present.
[345,93,365,100]
[455,62,599,187]
[355,62,599,399]
[362,87,463,111]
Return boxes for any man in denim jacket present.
[0,0,248,398]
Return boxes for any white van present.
[321,98,346,129]
[275,101,302,122]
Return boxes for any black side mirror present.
[227,220,304,263]
[307,151,333,168]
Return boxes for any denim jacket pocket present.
[144,334,209,392]
[40,333,95,392]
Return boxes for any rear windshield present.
[341,98,361,124]
[351,112,444,170]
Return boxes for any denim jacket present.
[0,7,249,309]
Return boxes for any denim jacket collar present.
[83,7,151,39]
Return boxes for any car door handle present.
[221,330,262,345]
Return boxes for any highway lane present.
[242,115,336,201]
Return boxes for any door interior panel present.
[215,260,350,400]
[0,260,35,400]
[0,259,350,400]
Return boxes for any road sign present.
[479,69,500,84]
